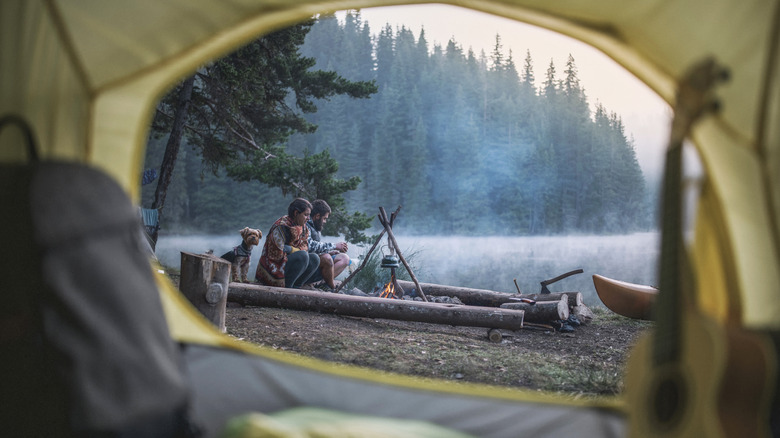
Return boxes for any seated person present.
[255,198,320,289]
[306,199,350,290]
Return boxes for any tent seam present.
[755,0,780,278]
[42,0,94,159]
[42,0,92,96]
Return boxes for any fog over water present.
[156,232,658,307]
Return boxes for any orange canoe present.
[592,274,657,320]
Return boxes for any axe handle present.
[540,268,584,286]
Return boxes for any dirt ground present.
[222,297,653,397]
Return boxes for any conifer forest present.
[143,12,652,239]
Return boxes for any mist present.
[155,232,658,307]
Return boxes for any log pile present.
[396,280,593,328]
[222,279,593,336]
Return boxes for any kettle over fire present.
[380,246,400,269]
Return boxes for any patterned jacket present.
[306,219,334,254]
[255,215,309,287]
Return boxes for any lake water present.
[155,232,659,307]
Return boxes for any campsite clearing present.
[223,301,652,397]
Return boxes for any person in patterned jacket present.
[255,198,321,288]
[306,199,350,290]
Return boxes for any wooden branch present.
[392,277,405,298]
[333,228,386,294]
[378,207,428,302]
[226,123,259,149]
[379,207,396,255]
[228,283,524,330]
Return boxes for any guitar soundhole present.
[651,373,686,432]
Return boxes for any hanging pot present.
[380,246,400,268]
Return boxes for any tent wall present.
[0,1,90,162]
[183,344,625,438]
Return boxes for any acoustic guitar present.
[623,58,779,437]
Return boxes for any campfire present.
[378,249,402,299]
[334,206,428,302]
[378,272,399,299]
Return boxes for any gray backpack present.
[0,115,196,437]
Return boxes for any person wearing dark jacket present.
[306,199,350,290]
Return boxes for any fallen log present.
[396,280,583,309]
[500,296,569,323]
[395,280,518,307]
[228,283,525,331]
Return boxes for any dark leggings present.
[284,251,320,288]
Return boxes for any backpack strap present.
[0,114,39,162]
[0,116,68,435]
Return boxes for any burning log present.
[377,269,405,299]
[227,283,525,331]
[499,296,569,323]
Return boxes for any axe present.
[540,268,584,294]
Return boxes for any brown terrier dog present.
[220,227,262,282]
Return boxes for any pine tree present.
[146,17,651,238]
[147,18,377,242]
[522,49,535,88]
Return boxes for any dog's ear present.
[239,227,249,238]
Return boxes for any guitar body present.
[625,58,780,438]
[625,311,777,438]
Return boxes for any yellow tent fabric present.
[2,0,779,436]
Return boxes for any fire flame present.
[379,272,400,299]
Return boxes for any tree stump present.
[179,251,230,332]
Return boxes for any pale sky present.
[336,4,671,180]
